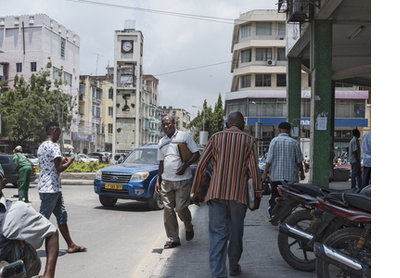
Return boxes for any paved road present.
[3,184,166,278]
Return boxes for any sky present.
[2,0,278,117]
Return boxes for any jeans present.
[208,199,247,277]
[351,163,362,188]
[39,192,68,224]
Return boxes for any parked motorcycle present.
[274,183,370,272]
[313,193,371,277]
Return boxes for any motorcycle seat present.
[327,192,371,212]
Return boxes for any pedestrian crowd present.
[0,114,371,278]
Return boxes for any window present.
[335,99,365,118]
[60,38,66,60]
[255,74,271,87]
[92,106,101,117]
[276,74,287,87]
[240,49,251,63]
[79,84,86,95]
[241,75,251,88]
[301,99,311,117]
[278,22,286,36]
[16,63,22,72]
[108,107,113,116]
[277,48,286,61]
[240,24,251,39]
[30,62,37,72]
[108,88,113,99]
[256,48,272,61]
[256,22,272,36]
[92,87,101,100]
[108,124,113,134]
[64,72,72,86]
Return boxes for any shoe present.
[163,241,181,249]
[229,264,241,276]
[186,229,194,241]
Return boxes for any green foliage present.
[36,162,110,173]
[188,93,225,143]
[0,59,76,146]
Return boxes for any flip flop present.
[68,246,87,253]
[163,241,180,249]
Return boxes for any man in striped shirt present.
[192,111,263,278]
[261,121,305,217]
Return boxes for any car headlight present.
[130,172,150,181]
[95,170,102,180]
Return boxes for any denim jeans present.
[351,163,362,188]
[208,199,247,277]
[39,191,68,224]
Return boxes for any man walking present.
[362,131,371,188]
[155,115,199,249]
[348,129,362,188]
[192,111,263,278]
[37,122,86,254]
[12,145,32,202]
[261,122,305,217]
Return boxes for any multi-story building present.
[226,9,369,157]
[0,14,80,148]
[142,75,162,143]
[160,107,191,132]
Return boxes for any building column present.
[287,57,302,140]
[309,20,333,188]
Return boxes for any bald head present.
[226,111,245,131]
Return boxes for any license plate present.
[105,184,123,190]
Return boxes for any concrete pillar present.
[309,20,333,188]
[287,57,302,140]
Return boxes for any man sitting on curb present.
[0,165,59,278]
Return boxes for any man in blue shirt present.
[261,122,305,217]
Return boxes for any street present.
[3,182,320,278]
[3,184,166,278]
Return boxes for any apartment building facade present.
[0,14,80,149]
[227,9,369,157]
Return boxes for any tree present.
[0,59,76,147]
[188,93,224,144]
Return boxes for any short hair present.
[46,122,59,134]
[278,121,291,130]
[352,129,360,136]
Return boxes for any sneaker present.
[229,264,241,276]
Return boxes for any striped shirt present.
[266,133,304,183]
[192,126,263,206]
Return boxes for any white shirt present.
[37,140,62,193]
[158,130,198,181]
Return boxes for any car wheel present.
[147,190,164,210]
[99,195,117,207]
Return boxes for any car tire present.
[147,190,164,210]
[99,195,117,207]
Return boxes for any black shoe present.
[229,264,241,276]
[186,229,194,241]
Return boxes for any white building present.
[0,14,80,146]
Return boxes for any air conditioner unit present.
[267,59,276,66]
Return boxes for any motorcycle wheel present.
[277,209,316,272]
[316,227,371,278]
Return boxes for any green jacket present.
[12,153,31,169]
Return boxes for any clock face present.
[121,40,133,53]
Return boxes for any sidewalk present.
[139,179,351,278]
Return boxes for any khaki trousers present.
[161,179,193,243]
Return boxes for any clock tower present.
[112,20,144,155]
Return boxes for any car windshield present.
[123,148,158,165]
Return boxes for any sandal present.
[163,241,181,249]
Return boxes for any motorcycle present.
[0,260,26,278]
[274,183,370,272]
[313,193,371,277]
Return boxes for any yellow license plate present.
[105,184,123,190]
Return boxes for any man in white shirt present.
[37,122,86,254]
[155,116,200,249]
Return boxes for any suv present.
[93,145,211,210]
[0,154,37,187]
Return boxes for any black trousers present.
[268,181,282,217]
